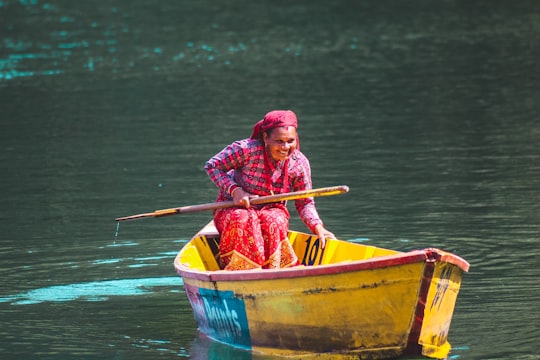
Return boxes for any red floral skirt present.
[214,204,299,270]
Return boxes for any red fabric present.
[214,204,299,270]
[250,110,298,146]
[263,149,289,194]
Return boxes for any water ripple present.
[0,277,183,305]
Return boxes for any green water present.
[1,0,539,359]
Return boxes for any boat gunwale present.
[174,245,469,283]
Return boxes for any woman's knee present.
[260,208,289,228]
[227,208,256,227]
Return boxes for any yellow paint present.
[177,240,207,270]
[218,263,426,354]
[419,261,465,357]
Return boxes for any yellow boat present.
[174,221,470,359]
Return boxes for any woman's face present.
[263,126,297,161]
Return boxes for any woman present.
[205,110,335,270]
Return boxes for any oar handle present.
[250,185,349,205]
[115,185,349,222]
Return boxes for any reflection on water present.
[0,277,182,305]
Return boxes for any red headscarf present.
[250,110,299,149]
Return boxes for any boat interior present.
[180,225,400,272]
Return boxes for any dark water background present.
[1,0,539,359]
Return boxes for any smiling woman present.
[204,110,336,270]
[262,126,297,162]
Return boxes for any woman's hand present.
[314,224,336,248]
[231,188,258,208]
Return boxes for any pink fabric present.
[205,138,323,232]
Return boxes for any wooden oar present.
[115,185,349,222]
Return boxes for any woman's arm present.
[205,140,247,196]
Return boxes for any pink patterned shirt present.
[205,138,323,232]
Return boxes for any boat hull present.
[175,222,469,359]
